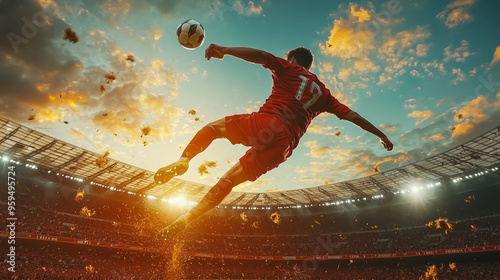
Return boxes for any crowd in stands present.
[1,247,499,279]
[1,170,499,279]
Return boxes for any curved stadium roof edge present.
[0,115,498,207]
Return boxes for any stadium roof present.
[1,115,499,207]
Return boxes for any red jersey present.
[259,52,351,147]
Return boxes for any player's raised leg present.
[157,161,248,241]
[154,118,227,184]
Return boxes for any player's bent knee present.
[207,119,227,138]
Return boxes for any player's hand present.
[205,44,225,60]
[380,136,393,151]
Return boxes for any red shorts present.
[225,113,294,181]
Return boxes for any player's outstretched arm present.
[205,44,269,65]
[342,110,394,151]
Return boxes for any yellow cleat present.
[154,159,189,184]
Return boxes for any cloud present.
[415,43,428,57]
[376,26,430,85]
[379,123,399,134]
[495,91,500,109]
[451,68,466,84]
[420,60,446,77]
[443,40,473,62]
[233,0,263,16]
[489,46,500,67]
[353,57,380,73]
[296,147,410,185]
[398,93,500,163]
[452,95,490,137]
[0,0,186,152]
[319,4,376,60]
[408,110,434,125]
[377,26,430,59]
[349,3,372,23]
[71,127,86,139]
[436,0,476,28]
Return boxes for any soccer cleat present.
[154,158,189,184]
[157,216,190,241]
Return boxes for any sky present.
[1,0,499,194]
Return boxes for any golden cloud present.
[490,46,500,66]
[408,110,433,125]
[494,92,500,109]
[436,0,476,28]
[349,4,371,23]
[319,18,375,60]
[452,95,490,138]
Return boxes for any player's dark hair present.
[286,47,313,70]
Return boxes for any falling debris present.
[141,126,151,137]
[450,125,456,131]
[28,114,36,121]
[270,212,281,225]
[251,221,263,229]
[427,217,453,234]
[198,161,217,176]
[470,224,477,230]
[420,264,438,280]
[435,218,453,234]
[448,262,457,271]
[104,72,116,83]
[334,131,341,136]
[79,206,96,217]
[240,212,248,222]
[99,84,106,93]
[455,113,463,121]
[313,220,321,226]
[63,121,69,124]
[370,224,379,230]
[464,195,475,203]
[75,190,85,202]
[95,151,110,168]
[373,164,380,173]
[126,54,135,62]
[63,27,79,43]
[194,117,201,122]
[85,265,97,274]
[143,141,148,146]
[188,109,197,115]
[166,241,185,279]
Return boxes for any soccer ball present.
[176,19,205,50]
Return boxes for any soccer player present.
[155,44,394,240]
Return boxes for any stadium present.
[2,1,500,279]
[1,116,499,279]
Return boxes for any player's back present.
[259,53,349,145]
